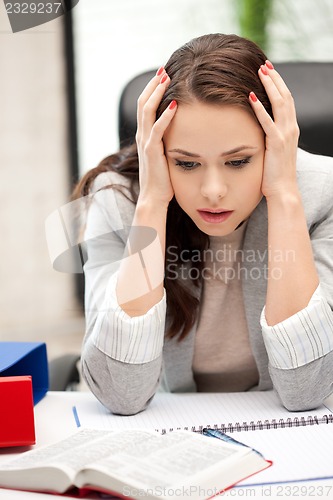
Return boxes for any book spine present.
[158,414,333,434]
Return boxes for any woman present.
[75,34,333,415]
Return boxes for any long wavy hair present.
[73,33,272,341]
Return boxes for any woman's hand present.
[136,67,177,208]
[249,61,300,200]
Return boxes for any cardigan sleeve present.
[90,270,166,364]
[260,284,333,369]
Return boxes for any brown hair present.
[73,33,271,340]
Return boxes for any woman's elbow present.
[81,350,161,415]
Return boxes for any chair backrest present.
[275,62,333,157]
[118,70,156,148]
[118,63,333,157]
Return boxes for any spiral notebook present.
[72,390,333,434]
[72,390,333,486]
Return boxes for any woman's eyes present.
[175,161,200,171]
[226,157,251,168]
[175,157,251,171]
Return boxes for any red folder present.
[0,376,36,447]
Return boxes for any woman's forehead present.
[163,102,264,154]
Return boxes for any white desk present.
[1,391,333,499]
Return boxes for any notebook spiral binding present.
[159,414,333,434]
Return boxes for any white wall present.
[0,6,84,356]
[269,0,333,61]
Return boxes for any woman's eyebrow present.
[168,146,257,157]
[168,148,199,157]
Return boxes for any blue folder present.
[0,342,49,404]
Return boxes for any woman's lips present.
[197,209,234,223]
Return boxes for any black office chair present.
[118,70,156,148]
[49,61,333,391]
[118,63,333,157]
[275,62,333,157]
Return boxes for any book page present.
[83,431,240,489]
[0,429,118,493]
[73,390,332,433]
[0,429,111,473]
[0,429,166,493]
[0,429,255,498]
[0,429,239,484]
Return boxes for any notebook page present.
[231,423,333,485]
[73,391,332,432]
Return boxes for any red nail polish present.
[249,92,258,103]
[265,60,274,70]
[156,66,164,76]
[160,74,168,84]
[260,65,268,75]
[169,100,177,110]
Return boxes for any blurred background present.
[1,0,333,365]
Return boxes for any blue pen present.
[203,428,264,458]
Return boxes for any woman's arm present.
[249,61,319,326]
[260,172,333,410]
[81,69,178,414]
[250,63,333,409]
[81,184,167,415]
[116,68,177,317]
[265,189,319,325]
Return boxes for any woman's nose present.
[200,169,228,201]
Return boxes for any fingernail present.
[265,60,274,70]
[169,100,177,110]
[156,66,164,76]
[160,74,168,84]
[260,65,268,75]
[249,92,258,103]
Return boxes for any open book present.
[0,428,271,499]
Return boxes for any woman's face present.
[164,101,265,236]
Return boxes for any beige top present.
[193,221,259,392]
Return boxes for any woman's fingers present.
[258,62,297,126]
[137,68,164,119]
[249,90,275,137]
[263,61,294,99]
[140,73,171,142]
[149,100,178,145]
[136,68,168,143]
[249,61,299,139]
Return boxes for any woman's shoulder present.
[296,148,333,176]
[296,148,333,221]
[296,148,333,196]
[90,170,134,194]
[86,170,137,231]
